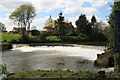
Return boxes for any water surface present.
[2,44,105,73]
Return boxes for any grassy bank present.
[6,70,116,79]
[0,33,107,46]
[0,32,20,44]
[46,36,107,46]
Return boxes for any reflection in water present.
[2,45,104,72]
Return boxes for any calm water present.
[2,44,105,73]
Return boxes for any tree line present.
[1,4,110,43]
[54,12,108,42]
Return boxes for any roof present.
[43,27,55,31]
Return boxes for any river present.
[2,44,106,73]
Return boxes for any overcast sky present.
[0,0,116,31]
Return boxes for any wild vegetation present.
[5,70,116,79]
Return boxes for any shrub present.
[88,32,108,42]
[61,34,89,42]
[0,64,8,76]
[28,33,47,43]
[30,30,40,36]
[19,34,29,43]
[39,33,47,42]
[9,31,19,34]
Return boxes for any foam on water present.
[11,44,104,61]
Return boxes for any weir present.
[3,44,104,72]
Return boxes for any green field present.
[0,32,20,43]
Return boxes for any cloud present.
[0,0,66,12]
[90,0,108,7]
[63,0,100,15]
[82,7,99,15]
[0,0,29,11]
[64,6,99,15]
[1,0,100,13]
[107,7,112,10]
[67,16,78,27]
[0,17,17,31]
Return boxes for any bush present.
[30,30,40,36]
[19,34,29,43]
[9,31,19,34]
[0,64,8,76]
[28,36,40,43]
[67,31,78,36]
[61,34,89,42]
[88,32,108,42]
[39,33,47,42]
[28,33,47,43]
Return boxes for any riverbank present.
[0,43,12,51]
[4,69,118,79]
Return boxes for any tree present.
[108,2,120,76]
[9,4,36,31]
[108,2,120,49]
[45,22,54,28]
[45,15,54,27]
[94,21,107,33]
[75,14,92,35]
[55,12,66,39]
[91,15,97,27]
[0,22,6,32]
[9,4,36,43]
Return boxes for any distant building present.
[41,22,75,36]
[43,27,55,32]
[42,27,56,36]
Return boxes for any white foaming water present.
[12,44,104,61]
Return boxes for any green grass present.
[0,32,20,43]
[46,36,61,42]
[7,70,97,78]
[0,33,107,46]
[7,70,116,79]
